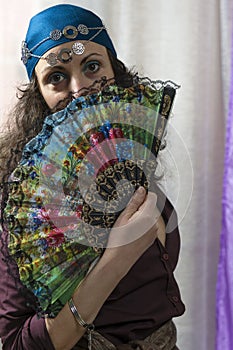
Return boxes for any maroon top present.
[0,196,185,350]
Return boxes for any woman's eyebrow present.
[40,65,67,76]
[80,53,102,65]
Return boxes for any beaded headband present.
[22,4,117,79]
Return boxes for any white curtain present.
[0,1,231,349]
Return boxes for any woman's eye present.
[48,73,66,85]
[84,61,100,74]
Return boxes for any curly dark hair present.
[0,51,135,183]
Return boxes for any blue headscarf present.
[22,4,117,79]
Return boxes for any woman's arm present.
[46,188,159,350]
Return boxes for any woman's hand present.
[103,186,160,277]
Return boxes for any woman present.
[0,4,185,350]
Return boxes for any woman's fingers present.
[128,191,158,222]
[114,186,147,225]
[108,188,158,248]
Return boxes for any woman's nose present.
[69,75,89,97]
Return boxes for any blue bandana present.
[22,4,117,79]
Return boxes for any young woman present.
[0,4,185,350]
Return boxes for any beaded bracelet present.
[68,297,95,350]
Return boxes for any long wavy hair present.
[0,51,135,183]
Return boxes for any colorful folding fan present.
[3,78,179,316]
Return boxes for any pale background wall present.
[1,1,232,349]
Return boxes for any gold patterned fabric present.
[75,320,178,350]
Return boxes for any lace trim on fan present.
[50,75,180,114]
[135,76,180,90]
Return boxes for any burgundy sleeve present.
[162,197,181,271]
[0,230,55,350]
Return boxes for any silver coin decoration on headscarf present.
[77,24,89,35]
[45,53,59,66]
[72,42,85,55]
[50,29,62,41]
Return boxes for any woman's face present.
[35,41,114,110]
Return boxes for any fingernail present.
[137,186,145,194]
